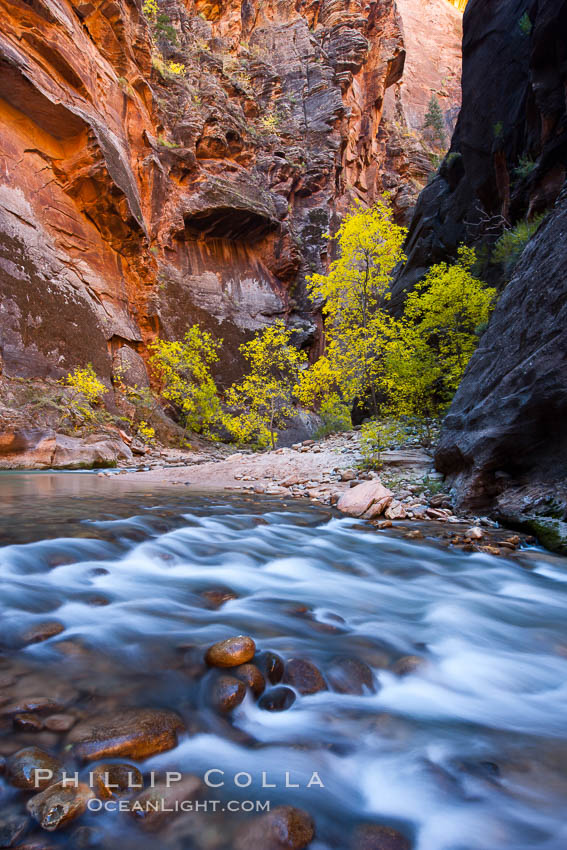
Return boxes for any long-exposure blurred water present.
[1,472,566,849]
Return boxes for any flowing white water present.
[0,473,566,849]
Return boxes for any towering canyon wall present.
[395,0,567,543]
[0,0,461,393]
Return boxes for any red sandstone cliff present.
[0,0,462,392]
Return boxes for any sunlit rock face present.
[0,0,461,384]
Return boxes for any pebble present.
[327,657,375,695]
[283,658,327,695]
[211,675,246,713]
[384,501,407,520]
[352,823,412,850]
[91,762,143,799]
[258,686,296,712]
[466,526,484,539]
[233,663,266,696]
[254,650,285,684]
[199,587,238,608]
[22,622,64,646]
[391,655,426,676]
[14,713,43,732]
[27,781,94,831]
[235,805,314,850]
[68,708,184,761]
[131,776,203,830]
[44,714,76,733]
[6,747,63,790]
[0,809,30,847]
[205,635,256,667]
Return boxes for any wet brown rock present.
[235,805,314,850]
[0,673,78,717]
[283,659,327,695]
[6,747,63,790]
[352,824,412,850]
[14,713,43,732]
[391,656,426,676]
[9,839,56,850]
[0,809,30,847]
[481,545,502,556]
[199,587,238,609]
[22,622,64,646]
[205,636,256,668]
[70,825,104,849]
[90,763,143,799]
[211,675,246,713]
[68,708,184,762]
[44,714,76,733]
[258,687,296,712]
[233,663,266,697]
[131,776,202,831]
[327,658,375,695]
[27,781,95,832]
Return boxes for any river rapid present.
[0,472,566,850]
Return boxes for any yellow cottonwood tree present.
[148,326,222,434]
[223,321,307,449]
[380,247,496,439]
[307,200,407,415]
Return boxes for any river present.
[0,472,566,849]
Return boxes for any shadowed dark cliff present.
[395,0,567,547]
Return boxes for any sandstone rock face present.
[0,0,461,390]
[0,428,133,468]
[381,0,462,219]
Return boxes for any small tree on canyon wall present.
[423,94,446,148]
[63,364,108,426]
[148,326,222,435]
[306,199,407,417]
[223,321,308,449]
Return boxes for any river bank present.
[109,431,532,559]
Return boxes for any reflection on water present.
[0,472,567,849]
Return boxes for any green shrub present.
[518,12,532,35]
[491,214,547,274]
[359,419,410,470]
[314,397,351,439]
[514,155,537,180]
